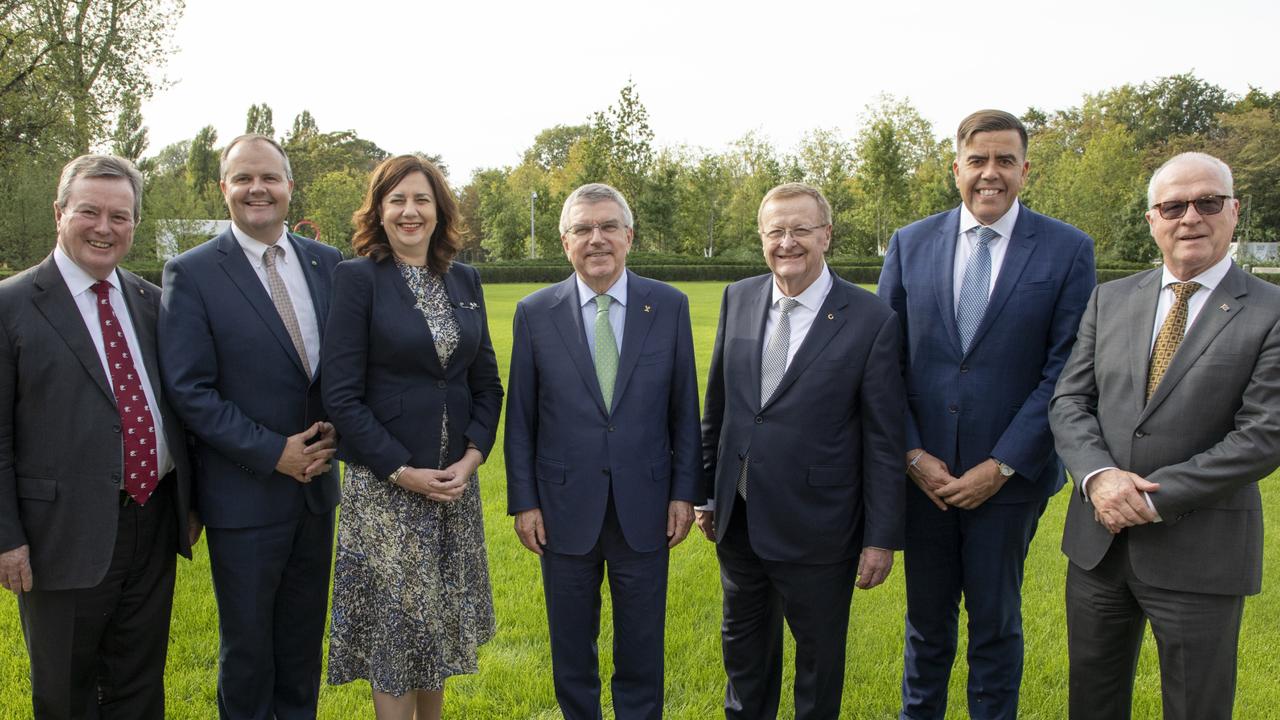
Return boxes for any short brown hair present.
[220,134,293,181]
[351,155,461,274]
[757,182,832,228]
[956,109,1027,157]
[56,154,144,221]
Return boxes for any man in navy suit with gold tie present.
[505,183,702,720]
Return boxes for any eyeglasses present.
[1151,195,1232,220]
[761,225,825,241]
[566,221,626,238]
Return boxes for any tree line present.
[3,1,1278,271]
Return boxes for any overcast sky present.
[139,0,1280,183]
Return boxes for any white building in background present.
[155,219,232,260]
[1232,241,1280,265]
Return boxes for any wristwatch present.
[388,465,409,485]
[993,459,1015,478]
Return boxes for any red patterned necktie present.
[92,281,160,505]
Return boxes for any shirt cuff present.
[1079,466,1117,502]
[695,499,716,512]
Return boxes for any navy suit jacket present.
[877,204,1095,503]
[701,270,906,564]
[505,271,703,555]
[159,229,342,529]
[321,257,502,478]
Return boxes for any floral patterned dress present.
[327,261,495,694]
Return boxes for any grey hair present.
[1147,152,1233,207]
[220,133,294,182]
[56,154,144,221]
[559,183,634,234]
[757,182,833,227]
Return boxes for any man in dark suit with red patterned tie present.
[0,154,197,719]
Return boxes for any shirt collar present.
[771,262,832,311]
[1160,253,1233,292]
[232,223,291,267]
[53,244,119,297]
[576,270,628,309]
[959,198,1021,243]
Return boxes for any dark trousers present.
[1066,533,1244,720]
[900,486,1047,720]
[18,479,178,720]
[206,509,334,720]
[716,499,857,720]
[540,495,670,720]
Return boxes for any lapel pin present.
[311,259,318,267]
[1220,303,1230,311]
[644,305,651,313]
[827,313,835,320]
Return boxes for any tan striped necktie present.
[263,244,312,378]
[1146,281,1201,401]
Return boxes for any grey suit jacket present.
[1050,263,1280,596]
[0,255,194,591]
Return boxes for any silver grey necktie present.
[740,296,801,499]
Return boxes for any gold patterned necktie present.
[1146,281,1202,401]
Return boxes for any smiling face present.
[380,171,437,265]
[54,176,137,281]
[220,138,293,244]
[759,194,831,296]
[953,129,1029,226]
[1146,158,1238,281]
[561,199,633,293]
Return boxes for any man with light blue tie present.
[505,183,702,720]
[878,109,1096,719]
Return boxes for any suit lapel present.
[1127,270,1162,417]
[550,275,608,417]
[29,255,115,406]
[117,270,164,406]
[289,234,331,335]
[216,230,308,377]
[611,271,656,412]
[1142,265,1247,420]
[383,259,445,376]
[931,208,964,355]
[763,271,848,409]
[744,276,771,411]
[966,209,1036,355]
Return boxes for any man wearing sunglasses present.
[878,109,1096,720]
[1051,152,1280,719]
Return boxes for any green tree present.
[185,125,219,193]
[110,92,148,162]
[245,103,274,137]
[305,169,367,252]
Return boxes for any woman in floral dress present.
[321,155,502,719]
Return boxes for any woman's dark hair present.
[351,155,461,274]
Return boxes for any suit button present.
[608,426,616,432]
[112,425,121,433]
[601,468,610,476]
[755,416,763,424]
[437,380,447,388]
[949,405,959,413]
[960,365,969,373]
[1134,430,1146,438]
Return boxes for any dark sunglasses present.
[1151,195,1232,220]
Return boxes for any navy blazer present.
[878,205,1095,503]
[505,271,703,555]
[700,270,906,564]
[321,257,502,479]
[159,229,342,529]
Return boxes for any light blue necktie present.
[594,294,618,412]
[956,227,997,352]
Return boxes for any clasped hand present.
[906,450,1007,511]
[1087,469,1160,534]
[275,421,337,483]
[394,449,482,503]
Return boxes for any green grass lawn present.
[3,280,1279,718]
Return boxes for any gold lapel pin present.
[644,305,651,313]
[1220,303,1230,311]
[827,313,835,320]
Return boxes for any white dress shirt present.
[577,271,627,360]
[764,263,833,372]
[953,200,1021,308]
[53,246,173,479]
[232,224,321,377]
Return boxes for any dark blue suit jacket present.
[159,229,341,528]
[877,205,1095,503]
[321,257,502,477]
[701,270,906,564]
[505,271,703,555]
